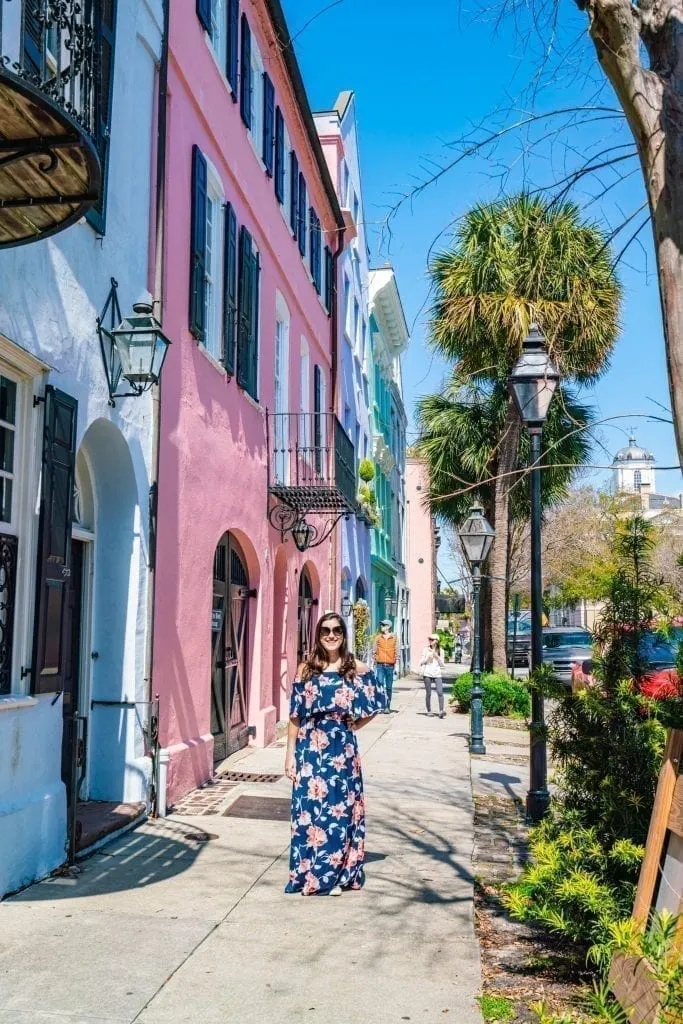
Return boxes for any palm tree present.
[417,371,594,667]
[425,195,620,669]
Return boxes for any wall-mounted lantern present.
[97,279,170,405]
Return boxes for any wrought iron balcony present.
[267,412,359,545]
[0,1,102,247]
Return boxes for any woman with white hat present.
[419,634,445,717]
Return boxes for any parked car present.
[507,612,531,667]
[571,626,683,698]
[542,627,593,688]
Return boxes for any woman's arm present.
[285,717,298,781]
[285,664,306,781]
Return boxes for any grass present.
[477,993,515,1022]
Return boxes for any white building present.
[612,435,682,518]
[0,0,165,898]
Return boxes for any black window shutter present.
[324,246,333,313]
[262,73,275,175]
[237,226,253,390]
[289,151,299,236]
[240,15,252,128]
[249,249,260,399]
[23,4,44,77]
[196,0,211,33]
[226,0,239,99]
[223,202,238,375]
[189,145,208,341]
[31,387,78,695]
[274,108,285,202]
[297,174,307,256]
[310,210,321,293]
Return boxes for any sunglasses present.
[320,626,343,638]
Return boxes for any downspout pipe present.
[145,0,170,814]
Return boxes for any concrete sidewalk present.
[0,675,483,1024]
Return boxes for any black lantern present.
[458,503,495,567]
[97,281,170,405]
[292,518,315,552]
[508,324,560,426]
[111,302,170,391]
[341,595,353,618]
[384,593,398,618]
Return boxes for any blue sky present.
[285,0,681,580]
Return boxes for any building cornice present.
[369,268,409,356]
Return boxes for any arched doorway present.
[297,566,316,663]
[355,576,366,602]
[212,533,252,762]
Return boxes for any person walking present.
[285,612,387,896]
[419,634,445,718]
[373,619,398,710]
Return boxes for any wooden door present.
[297,569,314,664]
[212,535,251,762]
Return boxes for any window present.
[634,470,642,490]
[209,0,226,66]
[239,14,252,128]
[353,299,360,350]
[237,226,260,399]
[341,160,349,206]
[0,375,17,526]
[223,202,238,374]
[204,171,225,361]
[250,40,264,152]
[274,302,290,484]
[361,318,367,363]
[353,193,359,225]
[344,277,352,337]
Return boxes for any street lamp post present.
[458,504,495,756]
[508,324,560,823]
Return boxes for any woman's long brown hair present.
[301,612,356,681]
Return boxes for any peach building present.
[406,456,437,671]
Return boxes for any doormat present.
[220,771,283,783]
[222,795,291,821]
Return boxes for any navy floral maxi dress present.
[285,669,387,895]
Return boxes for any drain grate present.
[222,795,291,821]
[220,771,283,783]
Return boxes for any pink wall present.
[154,2,342,803]
[406,457,436,672]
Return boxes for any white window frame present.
[0,371,21,533]
[204,163,225,363]
[281,125,292,227]
[300,337,310,451]
[208,0,227,69]
[249,33,265,165]
[0,344,46,699]
[274,293,290,485]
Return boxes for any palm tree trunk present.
[490,404,520,672]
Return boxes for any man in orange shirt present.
[374,619,398,711]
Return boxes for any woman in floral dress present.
[285,611,387,895]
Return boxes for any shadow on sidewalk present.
[9,818,211,902]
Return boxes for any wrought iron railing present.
[0,0,100,138]
[268,412,357,513]
[0,533,17,696]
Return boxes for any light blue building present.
[368,268,410,670]
[315,93,372,645]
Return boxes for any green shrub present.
[358,458,375,482]
[506,517,677,954]
[451,671,530,718]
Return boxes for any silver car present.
[542,627,593,687]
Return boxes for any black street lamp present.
[291,518,315,552]
[508,323,560,823]
[384,592,398,619]
[341,594,353,618]
[458,503,495,756]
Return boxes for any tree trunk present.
[583,0,683,461]
[490,404,521,672]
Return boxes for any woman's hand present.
[285,752,296,781]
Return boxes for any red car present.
[571,626,683,699]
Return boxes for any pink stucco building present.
[406,456,437,672]
[154,0,348,804]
